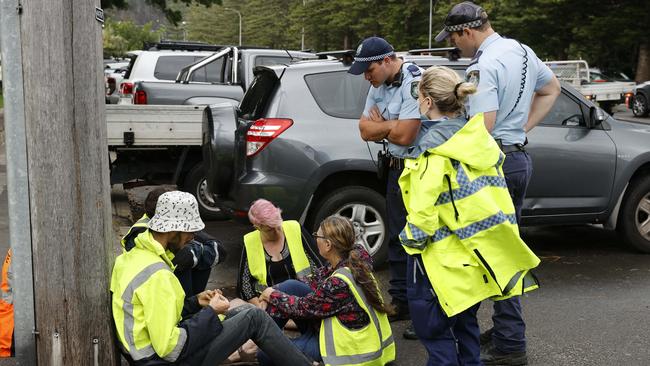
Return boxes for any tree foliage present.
[101,0,222,24]
[103,20,166,57]
[111,0,649,79]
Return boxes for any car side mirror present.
[589,106,607,127]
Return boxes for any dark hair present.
[144,187,173,218]
[319,216,394,315]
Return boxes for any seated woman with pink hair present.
[237,199,323,307]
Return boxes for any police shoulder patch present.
[407,64,421,77]
[410,81,419,99]
[466,70,480,87]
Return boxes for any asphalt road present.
[198,219,650,366]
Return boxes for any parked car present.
[631,81,650,117]
[203,52,650,263]
[117,42,221,104]
[105,61,130,104]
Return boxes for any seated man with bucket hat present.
[110,191,314,366]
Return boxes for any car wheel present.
[632,94,649,117]
[618,175,650,253]
[182,163,227,221]
[309,186,388,264]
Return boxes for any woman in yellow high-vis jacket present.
[395,66,540,366]
[238,199,323,306]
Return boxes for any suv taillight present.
[120,82,134,95]
[246,118,293,157]
[134,89,147,104]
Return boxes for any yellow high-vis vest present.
[399,113,540,317]
[243,220,311,292]
[319,267,395,366]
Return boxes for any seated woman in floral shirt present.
[258,215,395,365]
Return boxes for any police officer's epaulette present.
[468,50,483,67]
[407,64,421,77]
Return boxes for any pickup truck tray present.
[106,104,205,146]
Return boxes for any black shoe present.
[480,346,527,366]
[388,300,410,322]
[480,327,493,346]
[402,323,418,340]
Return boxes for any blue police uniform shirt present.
[363,62,423,157]
[466,33,554,145]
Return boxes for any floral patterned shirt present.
[267,245,373,329]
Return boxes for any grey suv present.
[203,55,650,263]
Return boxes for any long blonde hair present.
[320,216,393,314]
[419,66,476,115]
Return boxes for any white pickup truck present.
[545,60,635,114]
[106,104,223,218]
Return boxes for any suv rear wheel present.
[183,163,227,221]
[309,186,388,264]
[618,175,650,253]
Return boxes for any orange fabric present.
[0,249,13,357]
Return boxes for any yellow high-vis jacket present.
[111,230,221,364]
[399,113,540,317]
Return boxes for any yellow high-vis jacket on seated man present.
[398,113,540,317]
[111,230,222,364]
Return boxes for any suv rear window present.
[154,56,199,80]
[239,67,279,120]
[305,71,370,119]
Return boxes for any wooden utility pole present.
[1,0,118,364]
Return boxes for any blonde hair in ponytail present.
[418,66,477,115]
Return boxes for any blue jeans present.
[258,280,322,366]
[407,255,481,366]
[386,167,408,305]
[489,151,533,353]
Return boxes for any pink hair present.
[248,199,283,228]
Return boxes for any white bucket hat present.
[148,191,205,233]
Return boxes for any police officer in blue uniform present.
[436,2,561,365]
[349,36,424,340]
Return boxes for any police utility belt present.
[377,150,404,182]
[495,139,526,154]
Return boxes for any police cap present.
[348,37,395,75]
[435,1,487,42]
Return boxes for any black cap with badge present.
[435,1,487,42]
[348,37,395,75]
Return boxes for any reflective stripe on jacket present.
[0,249,13,357]
[319,267,395,366]
[244,220,311,292]
[111,230,186,362]
[399,113,540,317]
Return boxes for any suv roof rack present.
[316,50,355,65]
[408,47,461,61]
